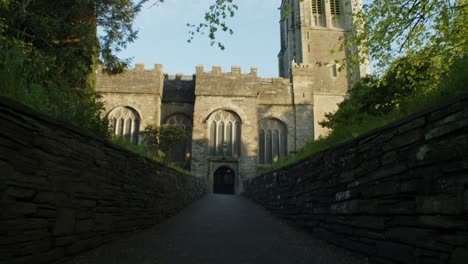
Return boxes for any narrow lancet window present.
[330,0,344,28]
[311,0,325,27]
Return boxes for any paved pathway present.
[65,194,369,264]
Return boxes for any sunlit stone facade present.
[96,0,368,194]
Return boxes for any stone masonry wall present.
[191,66,259,193]
[96,63,164,127]
[191,65,296,193]
[0,97,205,264]
[257,77,296,153]
[244,93,468,264]
[292,65,347,141]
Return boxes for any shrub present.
[141,124,189,161]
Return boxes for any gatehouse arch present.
[212,166,236,195]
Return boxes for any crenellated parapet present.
[194,65,292,99]
[96,63,165,128]
[96,63,164,95]
[95,63,163,73]
[255,76,292,106]
[195,65,259,77]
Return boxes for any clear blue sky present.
[117,0,282,77]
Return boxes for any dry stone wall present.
[0,97,205,264]
[244,93,468,264]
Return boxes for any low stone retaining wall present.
[244,93,468,264]
[0,97,205,264]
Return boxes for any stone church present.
[96,0,368,194]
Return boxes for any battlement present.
[134,63,163,71]
[96,63,164,74]
[96,62,164,94]
[195,65,258,77]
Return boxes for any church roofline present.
[195,65,258,77]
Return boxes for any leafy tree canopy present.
[320,51,448,130]
[348,0,468,75]
[0,0,238,76]
[0,0,238,137]
[1,0,100,91]
[187,0,238,50]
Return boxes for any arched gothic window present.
[207,110,241,157]
[258,119,287,165]
[165,114,192,164]
[166,114,192,129]
[108,106,141,143]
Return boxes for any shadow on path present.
[64,194,368,264]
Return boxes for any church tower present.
[278,0,366,78]
[278,0,369,140]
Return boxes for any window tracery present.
[165,114,193,164]
[166,114,192,130]
[207,110,241,157]
[258,118,288,165]
[108,106,141,143]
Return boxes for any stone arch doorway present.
[213,166,235,195]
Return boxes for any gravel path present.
[63,194,369,264]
